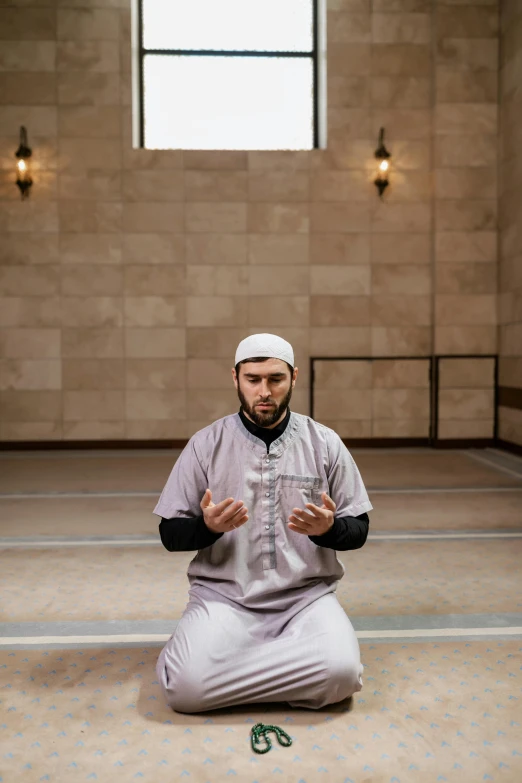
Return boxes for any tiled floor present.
[1,447,522,782]
[1,538,521,622]
[1,640,520,783]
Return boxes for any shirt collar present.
[238,406,290,443]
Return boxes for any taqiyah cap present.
[235,333,294,367]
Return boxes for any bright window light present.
[137,0,317,150]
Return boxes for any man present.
[154,333,372,714]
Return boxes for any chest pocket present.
[280,474,322,506]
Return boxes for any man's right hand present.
[200,489,249,534]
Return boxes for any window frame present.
[136,0,320,150]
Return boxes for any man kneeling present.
[153,334,372,713]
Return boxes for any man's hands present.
[288,492,336,537]
[200,489,249,534]
[200,489,335,537]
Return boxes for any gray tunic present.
[154,411,372,614]
[154,412,373,712]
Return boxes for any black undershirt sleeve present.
[159,512,369,553]
[308,512,369,551]
[159,515,223,552]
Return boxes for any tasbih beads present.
[250,722,292,754]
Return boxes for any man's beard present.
[237,379,293,428]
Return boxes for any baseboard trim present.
[0,440,187,451]
[432,439,496,449]
[496,439,522,458]
[341,438,430,448]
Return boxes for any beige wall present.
[0,0,501,442]
[498,0,522,447]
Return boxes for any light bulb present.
[379,159,389,173]
[17,159,27,173]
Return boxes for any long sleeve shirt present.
[159,408,370,553]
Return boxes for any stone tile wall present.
[438,356,495,439]
[0,0,502,442]
[314,358,430,439]
[498,1,522,447]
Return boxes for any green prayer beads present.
[250,722,292,754]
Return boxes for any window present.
[135,0,320,151]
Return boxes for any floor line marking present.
[2,627,521,646]
[3,613,521,636]
[488,447,522,468]
[357,627,522,638]
[0,539,164,548]
[2,531,522,548]
[0,634,170,645]
[370,487,522,494]
[369,532,522,540]
[0,492,160,499]
[2,486,522,500]
[465,450,522,480]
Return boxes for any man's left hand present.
[288,492,336,537]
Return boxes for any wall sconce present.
[15,126,32,200]
[374,127,391,198]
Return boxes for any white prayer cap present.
[235,333,294,368]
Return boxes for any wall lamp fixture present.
[15,126,32,200]
[374,127,391,198]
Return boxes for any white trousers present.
[156,589,363,713]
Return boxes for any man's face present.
[232,359,298,429]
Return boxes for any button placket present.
[262,453,277,570]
